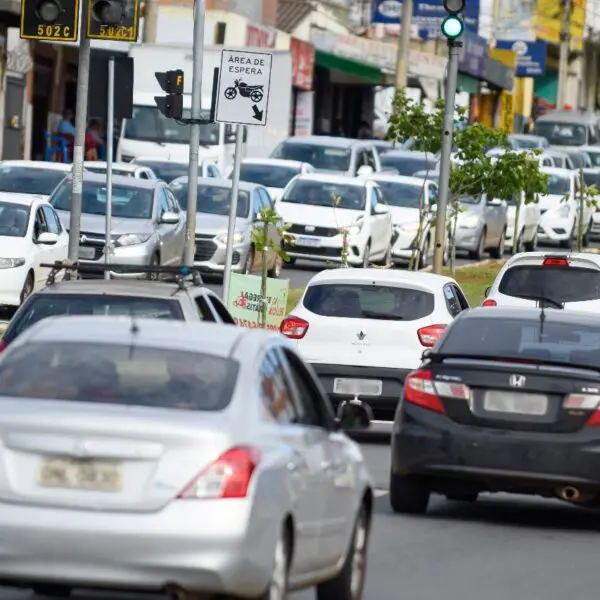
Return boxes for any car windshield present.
[375,181,423,209]
[50,180,154,219]
[3,294,184,344]
[0,202,30,238]
[271,142,351,172]
[135,161,188,183]
[498,265,600,303]
[439,316,600,369]
[85,166,134,178]
[170,181,250,217]
[533,122,587,146]
[303,284,434,320]
[237,164,300,189]
[281,180,365,211]
[0,166,67,196]
[380,154,437,176]
[585,150,600,166]
[583,171,600,188]
[545,174,571,195]
[566,153,586,168]
[124,105,219,146]
[0,342,238,412]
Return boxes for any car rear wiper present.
[512,294,564,309]
[360,310,404,320]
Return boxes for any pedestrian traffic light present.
[154,70,184,120]
[87,0,140,41]
[441,0,465,40]
[20,0,79,41]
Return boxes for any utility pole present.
[183,0,206,265]
[395,0,413,88]
[142,0,158,42]
[557,0,571,109]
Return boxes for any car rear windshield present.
[0,342,238,411]
[439,316,600,369]
[0,166,67,196]
[498,265,600,303]
[303,284,434,320]
[533,122,587,146]
[271,142,351,172]
[3,294,184,343]
[170,181,250,217]
[545,173,571,195]
[282,179,365,211]
[379,155,437,176]
[136,161,187,182]
[237,164,300,189]
[375,181,423,208]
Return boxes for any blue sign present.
[372,0,480,39]
[494,40,548,77]
[458,31,486,78]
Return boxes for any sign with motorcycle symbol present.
[216,49,273,127]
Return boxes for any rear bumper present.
[310,363,411,421]
[392,403,600,493]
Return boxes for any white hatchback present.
[280,268,470,421]
[0,161,72,199]
[504,191,541,253]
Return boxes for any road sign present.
[216,49,272,127]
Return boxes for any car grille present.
[79,231,107,261]
[288,224,339,238]
[283,243,340,258]
[195,236,217,262]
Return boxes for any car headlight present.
[346,221,363,236]
[397,222,420,233]
[216,231,245,244]
[458,214,480,228]
[115,233,152,247]
[552,204,570,219]
[0,257,25,269]
[120,154,135,163]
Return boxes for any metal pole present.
[67,0,91,260]
[432,39,460,274]
[142,0,159,43]
[557,0,571,109]
[104,57,115,279]
[395,0,413,88]
[222,125,244,304]
[183,0,206,265]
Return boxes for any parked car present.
[170,177,283,277]
[508,133,549,150]
[486,147,554,168]
[533,109,599,146]
[550,147,592,169]
[581,167,600,238]
[378,150,439,177]
[84,161,157,179]
[0,193,68,307]
[578,145,600,167]
[131,158,221,182]
[504,191,541,253]
[271,136,382,178]
[0,161,72,199]
[49,172,186,273]
[281,268,470,422]
[542,148,573,169]
[276,173,393,267]
[0,315,373,600]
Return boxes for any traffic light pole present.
[183,0,206,266]
[104,56,115,279]
[432,38,460,274]
[67,0,91,261]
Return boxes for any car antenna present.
[538,279,546,342]
[128,306,139,359]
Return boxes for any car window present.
[354,151,367,173]
[429,184,438,205]
[258,187,274,209]
[259,349,298,424]
[369,188,378,212]
[41,205,61,235]
[157,187,170,217]
[194,294,217,321]
[271,142,352,172]
[281,179,366,211]
[33,207,49,239]
[443,284,462,317]
[364,149,377,169]
[0,202,31,238]
[589,126,598,145]
[452,284,470,309]
[0,166,67,196]
[303,283,435,320]
[165,188,180,214]
[374,186,386,205]
[170,181,250,218]
[542,157,553,167]
[206,295,236,324]
[237,164,299,189]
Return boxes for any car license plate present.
[295,236,321,248]
[37,458,123,492]
[78,246,96,260]
[334,378,382,397]
[483,391,548,416]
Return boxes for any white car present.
[0,161,72,199]
[280,268,471,421]
[482,251,600,313]
[84,161,157,179]
[537,167,594,248]
[234,158,315,201]
[581,167,600,238]
[130,157,221,183]
[276,174,393,267]
[0,193,68,307]
[504,191,541,253]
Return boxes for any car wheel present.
[389,473,430,514]
[583,219,593,247]
[489,228,505,259]
[443,240,449,265]
[20,271,34,305]
[468,229,485,261]
[559,223,576,249]
[418,236,430,269]
[146,253,160,280]
[32,585,71,597]
[361,242,371,268]
[258,526,290,600]
[316,504,370,600]
[524,231,537,252]
[243,247,255,274]
[268,254,282,279]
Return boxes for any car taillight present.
[417,324,446,347]
[543,257,569,266]
[0,341,7,353]
[280,315,309,339]
[178,447,260,499]
[404,369,470,414]
[564,394,600,426]
[481,299,497,307]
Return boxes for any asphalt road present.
[0,439,597,600]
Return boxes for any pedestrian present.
[87,118,106,160]
[56,109,76,136]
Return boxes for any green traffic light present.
[441,15,464,39]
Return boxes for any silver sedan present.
[0,316,374,600]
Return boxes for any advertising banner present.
[494,40,547,77]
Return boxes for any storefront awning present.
[315,50,383,85]
[457,73,479,95]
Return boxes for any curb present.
[419,258,499,273]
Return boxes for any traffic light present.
[441,0,465,40]
[87,0,140,41]
[154,70,184,120]
[20,0,79,41]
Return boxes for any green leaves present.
[251,207,293,261]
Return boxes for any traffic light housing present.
[87,0,140,41]
[20,0,79,41]
[441,0,465,40]
[154,70,184,120]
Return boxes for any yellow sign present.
[499,92,514,133]
[535,0,586,51]
[86,0,140,41]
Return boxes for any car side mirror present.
[484,286,491,298]
[335,399,373,431]
[160,211,180,224]
[36,232,58,245]
[357,165,374,177]
[373,204,389,215]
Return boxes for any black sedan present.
[390,306,600,514]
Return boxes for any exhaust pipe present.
[559,486,581,501]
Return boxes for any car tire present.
[32,585,71,598]
[559,223,576,249]
[489,228,505,259]
[524,231,537,252]
[419,236,430,269]
[583,219,593,247]
[361,242,371,268]
[20,271,34,305]
[268,255,282,279]
[468,229,485,261]
[316,503,370,600]
[243,247,255,275]
[389,473,430,514]
[257,525,291,600]
[146,253,160,280]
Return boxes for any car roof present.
[84,161,141,172]
[379,149,438,160]
[76,171,160,189]
[0,192,48,206]
[242,158,305,168]
[0,160,72,172]
[370,174,428,185]
[293,173,370,186]
[541,166,575,176]
[306,268,456,288]
[170,176,259,192]
[460,306,596,328]
[281,136,363,148]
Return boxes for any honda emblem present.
[509,374,526,388]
